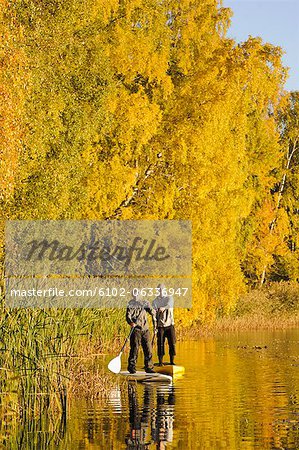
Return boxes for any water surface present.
[14,329,299,449]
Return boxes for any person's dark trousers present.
[128,328,154,371]
[157,325,176,362]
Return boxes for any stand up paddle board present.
[154,364,185,377]
[119,371,172,383]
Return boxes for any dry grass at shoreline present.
[214,312,299,333]
[178,313,299,339]
[68,344,125,399]
[178,282,299,338]
[69,364,122,399]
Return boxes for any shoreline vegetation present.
[181,281,299,337]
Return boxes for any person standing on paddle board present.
[126,292,157,374]
[153,284,176,366]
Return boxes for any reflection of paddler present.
[151,386,175,449]
[125,384,152,450]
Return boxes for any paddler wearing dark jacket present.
[153,284,176,366]
[126,293,157,374]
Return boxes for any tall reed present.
[0,302,127,422]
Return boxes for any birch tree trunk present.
[260,138,298,286]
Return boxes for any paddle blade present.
[108,354,122,374]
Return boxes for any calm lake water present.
[67,328,299,449]
[12,329,299,449]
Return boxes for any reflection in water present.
[126,383,175,450]
[152,386,175,449]
[126,384,151,449]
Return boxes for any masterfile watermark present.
[25,237,170,265]
[5,278,192,308]
[5,220,191,276]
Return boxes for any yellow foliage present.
[0,0,294,323]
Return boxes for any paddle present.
[108,326,135,374]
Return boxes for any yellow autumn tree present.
[0,0,292,324]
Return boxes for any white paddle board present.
[119,371,172,383]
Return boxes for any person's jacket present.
[126,298,157,331]
[153,295,175,328]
